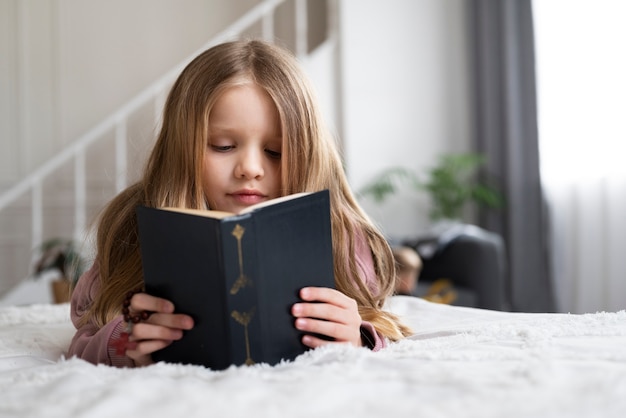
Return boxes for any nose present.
[234,148,264,179]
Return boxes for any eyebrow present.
[207,126,283,142]
[208,125,236,133]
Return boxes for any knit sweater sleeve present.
[67,263,135,367]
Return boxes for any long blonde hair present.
[82,40,411,340]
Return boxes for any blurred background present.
[0,0,624,314]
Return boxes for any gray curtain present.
[468,0,555,312]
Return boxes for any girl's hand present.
[291,287,363,348]
[123,292,194,366]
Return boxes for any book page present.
[158,207,234,219]
[159,192,312,219]
[238,192,310,214]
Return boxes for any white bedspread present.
[0,296,625,418]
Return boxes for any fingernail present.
[161,301,175,313]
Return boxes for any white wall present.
[339,0,471,240]
[0,0,470,297]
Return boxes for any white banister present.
[115,120,127,194]
[31,179,42,253]
[153,84,168,135]
[262,5,274,41]
[295,0,308,58]
[74,148,86,241]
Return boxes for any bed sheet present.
[0,296,624,418]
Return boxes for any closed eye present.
[211,145,234,152]
[265,149,282,160]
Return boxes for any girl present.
[68,39,411,367]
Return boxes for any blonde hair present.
[81,40,411,340]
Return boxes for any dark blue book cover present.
[136,190,335,370]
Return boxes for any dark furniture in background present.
[403,223,509,311]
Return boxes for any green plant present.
[32,238,86,286]
[358,153,503,221]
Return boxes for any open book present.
[136,190,335,370]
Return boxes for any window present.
[534,0,626,184]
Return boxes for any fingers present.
[121,292,195,365]
[123,315,194,365]
[125,337,175,366]
[293,287,359,324]
[144,312,194,331]
[127,338,173,356]
[294,316,344,339]
[120,318,189,366]
[298,287,355,308]
[128,292,194,330]
[294,315,361,346]
[292,300,347,323]
[131,321,185,342]
[292,287,362,347]
[130,292,175,314]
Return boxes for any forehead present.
[208,83,282,136]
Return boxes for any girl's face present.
[202,83,283,213]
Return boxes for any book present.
[136,190,335,370]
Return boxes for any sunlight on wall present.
[534,0,626,184]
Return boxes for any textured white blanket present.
[0,297,625,418]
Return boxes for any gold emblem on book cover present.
[229,223,256,365]
[231,307,256,365]
[230,223,253,295]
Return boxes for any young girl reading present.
[68,39,412,367]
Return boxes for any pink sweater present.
[68,235,386,367]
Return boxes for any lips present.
[229,191,266,206]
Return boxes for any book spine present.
[220,214,262,366]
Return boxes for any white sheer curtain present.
[534,0,626,313]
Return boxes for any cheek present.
[201,155,221,196]
[265,163,282,196]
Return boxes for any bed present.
[1,296,624,418]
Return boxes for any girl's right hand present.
[123,292,194,366]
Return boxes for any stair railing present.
[0,0,301,251]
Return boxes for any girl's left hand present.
[291,287,363,348]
